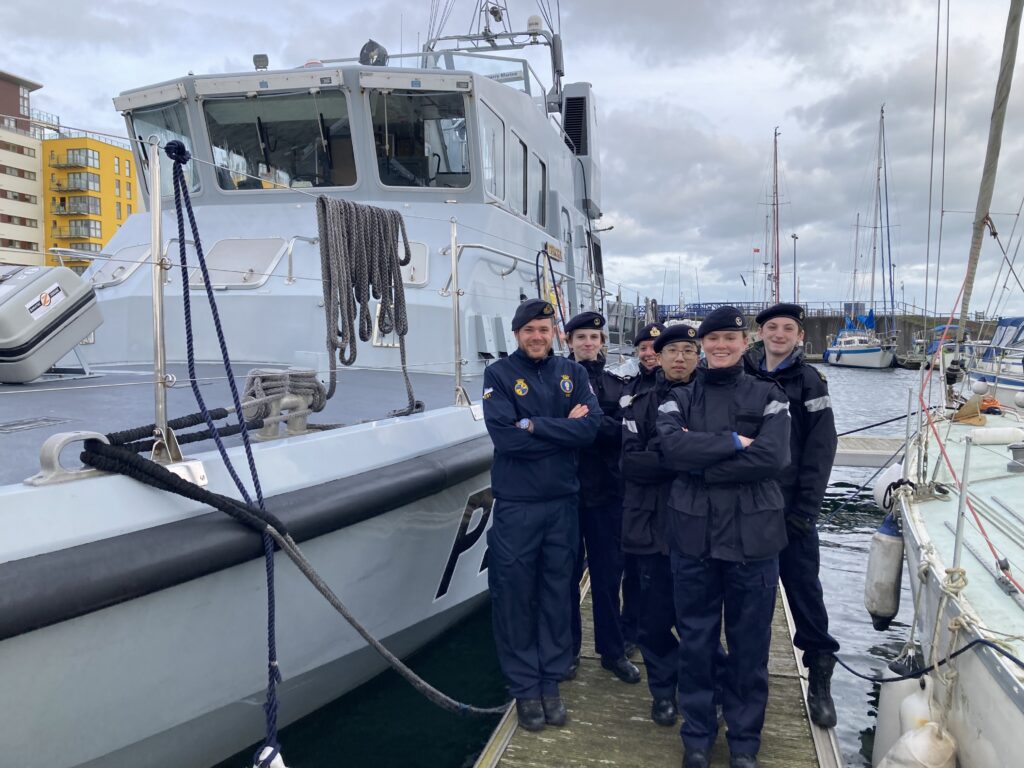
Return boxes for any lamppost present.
[791,233,799,302]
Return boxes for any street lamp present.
[791,233,799,302]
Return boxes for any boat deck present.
[474,579,842,768]
[0,363,475,486]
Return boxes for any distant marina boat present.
[824,318,896,369]
[967,316,1024,398]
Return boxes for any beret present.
[633,322,666,346]
[755,302,805,326]
[564,311,606,335]
[653,323,699,352]
[697,306,746,338]
[512,298,555,332]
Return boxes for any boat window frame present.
[363,86,475,194]
[201,87,360,193]
[479,99,505,202]
[128,99,202,199]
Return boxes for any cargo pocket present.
[668,484,708,558]
[622,506,655,551]
[739,484,787,560]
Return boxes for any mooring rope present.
[315,196,423,416]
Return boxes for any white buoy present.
[872,675,922,766]
[971,379,990,395]
[252,747,288,768]
[899,676,934,734]
[877,722,956,768]
[873,463,905,512]
[864,512,904,631]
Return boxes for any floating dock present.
[835,435,905,468]
[474,578,843,768]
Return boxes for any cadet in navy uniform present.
[482,299,603,732]
[620,322,700,725]
[564,311,641,685]
[744,303,839,726]
[611,321,666,653]
[656,306,791,768]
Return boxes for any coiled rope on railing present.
[315,196,423,416]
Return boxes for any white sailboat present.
[867,3,1024,765]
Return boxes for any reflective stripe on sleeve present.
[624,419,638,433]
[619,394,633,408]
[658,400,680,414]
[804,395,832,412]
[763,400,790,417]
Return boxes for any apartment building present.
[0,70,44,266]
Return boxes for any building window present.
[64,172,100,191]
[125,159,131,177]
[67,196,101,215]
[69,219,102,239]
[66,148,100,168]
[115,179,121,196]
[0,238,38,251]
[0,164,36,181]
[0,139,36,157]
[114,157,120,174]
[127,204,133,215]
[509,133,527,215]
[0,189,37,204]
[126,182,132,199]
[19,87,30,116]
[115,202,122,220]
[70,242,102,253]
[0,214,39,228]
[528,153,547,227]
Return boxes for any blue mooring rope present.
[165,140,282,767]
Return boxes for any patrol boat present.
[0,8,607,768]
[866,3,1024,765]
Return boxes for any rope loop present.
[164,139,191,165]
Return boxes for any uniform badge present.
[650,327,661,337]
[560,375,574,395]
[514,379,529,396]
[593,318,601,326]
[734,316,744,327]
[482,387,493,400]
[542,304,554,315]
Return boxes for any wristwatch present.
[517,418,531,430]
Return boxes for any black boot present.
[515,698,545,731]
[729,754,759,768]
[542,696,568,726]
[562,653,581,681]
[807,654,837,728]
[651,697,677,726]
[601,655,641,684]
[682,749,709,768]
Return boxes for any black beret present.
[512,298,555,332]
[697,306,747,338]
[653,323,699,352]
[633,322,666,346]
[755,302,806,326]
[564,311,606,335]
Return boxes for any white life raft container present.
[0,265,102,384]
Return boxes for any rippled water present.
[218,364,924,768]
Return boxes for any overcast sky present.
[5,0,1024,317]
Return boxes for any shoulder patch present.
[815,368,828,382]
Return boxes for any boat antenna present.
[958,0,1024,330]
[771,127,781,303]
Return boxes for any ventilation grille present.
[563,97,588,155]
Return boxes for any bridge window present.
[368,89,470,188]
[131,101,199,196]
[480,101,504,199]
[528,152,546,226]
[509,132,526,214]
[204,90,356,190]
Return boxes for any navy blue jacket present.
[743,348,838,521]
[574,357,627,508]
[483,349,603,502]
[656,363,791,561]
[620,369,691,555]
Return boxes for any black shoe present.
[601,655,641,684]
[562,654,581,681]
[515,698,545,731]
[541,696,567,726]
[651,697,677,726]
[807,654,838,728]
[729,754,759,768]
[623,640,639,659]
[682,749,710,768]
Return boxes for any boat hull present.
[0,410,497,768]
[824,346,895,368]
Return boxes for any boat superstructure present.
[0,10,609,768]
[968,316,1024,398]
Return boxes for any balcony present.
[50,181,90,193]
[54,229,96,240]
[50,199,99,216]
[49,154,87,169]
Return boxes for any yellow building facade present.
[42,134,135,269]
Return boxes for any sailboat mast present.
[881,105,897,332]
[870,112,883,316]
[772,127,781,303]
[959,0,1024,328]
[851,212,860,317]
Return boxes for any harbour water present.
[217,364,920,768]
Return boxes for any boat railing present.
[438,241,571,297]
[283,235,321,285]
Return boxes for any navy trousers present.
[779,524,839,666]
[620,553,641,645]
[488,496,579,699]
[671,553,779,757]
[636,552,678,701]
[570,498,627,660]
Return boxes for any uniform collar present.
[702,362,744,385]
[512,348,552,368]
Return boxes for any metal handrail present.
[284,235,320,285]
[449,219,471,406]
[439,242,571,296]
